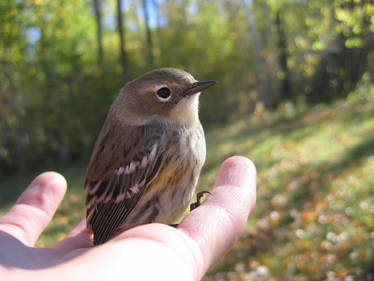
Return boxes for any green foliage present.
[0,0,122,177]
[0,0,373,179]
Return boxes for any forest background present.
[1,0,374,280]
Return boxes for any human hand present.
[0,156,256,281]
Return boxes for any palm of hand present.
[0,157,256,281]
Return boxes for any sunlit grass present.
[203,85,374,280]
[0,84,373,280]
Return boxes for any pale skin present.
[0,156,256,281]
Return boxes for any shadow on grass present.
[290,133,374,203]
[0,161,87,213]
[208,119,374,280]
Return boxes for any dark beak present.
[183,80,216,96]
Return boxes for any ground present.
[1,83,374,280]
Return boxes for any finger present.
[0,172,67,247]
[54,219,93,250]
[178,156,256,279]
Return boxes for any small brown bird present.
[84,68,215,245]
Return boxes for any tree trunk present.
[142,0,154,67]
[243,0,275,109]
[93,0,104,65]
[116,0,130,83]
[275,9,291,101]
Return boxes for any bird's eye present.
[156,87,171,101]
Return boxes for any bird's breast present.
[142,124,205,219]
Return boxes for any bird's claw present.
[190,191,211,211]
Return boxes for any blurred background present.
[1,0,374,280]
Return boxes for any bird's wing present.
[85,122,166,244]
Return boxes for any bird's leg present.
[170,191,211,227]
[190,191,211,211]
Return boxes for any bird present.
[84,67,216,245]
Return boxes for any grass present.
[203,83,374,281]
[1,82,374,280]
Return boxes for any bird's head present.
[111,68,215,126]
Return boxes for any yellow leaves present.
[363,121,374,131]
[304,54,319,77]
[315,202,326,212]
[294,36,308,50]
[59,9,67,18]
[345,37,363,48]
[336,8,350,22]
[364,3,374,14]
[312,41,326,51]
[57,233,66,242]
[304,262,320,273]
[32,0,43,5]
[327,215,337,224]
[337,269,351,278]
[301,210,317,222]
[335,3,374,39]
[283,140,295,149]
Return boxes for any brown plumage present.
[84,68,215,245]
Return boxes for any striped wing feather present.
[85,122,166,245]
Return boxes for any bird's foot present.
[190,191,211,211]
